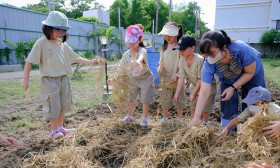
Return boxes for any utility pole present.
[156,0,159,34]
[48,0,55,12]
[169,0,172,22]
[194,6,200,39]
[118,7,122,53]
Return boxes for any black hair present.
[42,25,68,42]
[162,22,184,52]
[139,36,144,47]
[199,30,231,55]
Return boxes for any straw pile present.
[21,113,280,168]
[110,64,132,116]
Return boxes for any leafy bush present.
[76,16,100,23]
[3,39,37,67]
[260,29,280,57]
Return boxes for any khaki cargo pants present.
[40,75,72,120]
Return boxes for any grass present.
[262,57,280,87]
[0,67,111,135]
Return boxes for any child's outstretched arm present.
[174,78,184,101]
[22,62,32,91]
[220,117,240,137]
[75,57,99,65]
[190,80,201,102]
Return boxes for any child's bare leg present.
[162,108,169,118]
[177,108,183,119]
[142,103,150,118]
[202,111,210,123]
[190,110,195,119]
[129,101,135,116]
[50,119,59,130]
[58,113,64,127]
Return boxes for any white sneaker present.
[122,116,133,122]
[140,119,148,126]
[50,131,64,140]
[160,117,169,125]
[176,118,184,126]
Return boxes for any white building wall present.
[83,9,110,25]
[215,0,280,44]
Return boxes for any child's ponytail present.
[177,24,184,42]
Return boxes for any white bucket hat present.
[158,25,179,36]
[42,11,70,30]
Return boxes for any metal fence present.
[0,4,164,65]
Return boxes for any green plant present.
[76,16,100,23]
[107,54,118,61]
[3,39,37,68]
[88,26,123,46]
[72,50,94,79]
[260,29,280,57]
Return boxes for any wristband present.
[230,84,238,92]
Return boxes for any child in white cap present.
[173,35,217,125]
[221,86,280,136]
[108,25,154,126]
[157,22,186,125]
[22,11,102,139]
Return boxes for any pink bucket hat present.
[125,25,143,44]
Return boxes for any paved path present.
[0,64,118,80]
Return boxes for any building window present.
[277,20,280,30]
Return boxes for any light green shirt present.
[26,36,82,77]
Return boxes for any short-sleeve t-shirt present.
[26,36,82,77]
[237,102,280,121]
[119,47,149,77]
[159,48,180,77]
[178,53,203,84]
[201,40,264,85]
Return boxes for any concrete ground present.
[0,64,118,80]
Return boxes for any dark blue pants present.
[220,80,265,127]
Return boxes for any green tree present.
[24,0,100,19]
[142,0,169,33]
[109,0,130,28]
[260,28,280,56]
[127,0,151,31]
[172,2,209,38]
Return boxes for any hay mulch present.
[21,106,280,168]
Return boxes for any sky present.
[0,0,216,29]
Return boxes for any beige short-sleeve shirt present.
[237,102,280,121]
[26,36,81,77]
[119,47,149,77]
[178,53,203,84]
[159,48,180,77]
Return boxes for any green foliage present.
[109,0,209,35]
[260,29,280,57]
[142,0,169,33]
[3,38,37,68]
[76,16,100,23]
[107,54,118,61]
[88,26,123,46]
[0,48,10,65]
[128,0,151,30]
[72,50,94,79]
[173,2,209,38]
[24,0,103,19]
[110,0,130,28]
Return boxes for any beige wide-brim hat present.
[158,25,179,36]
